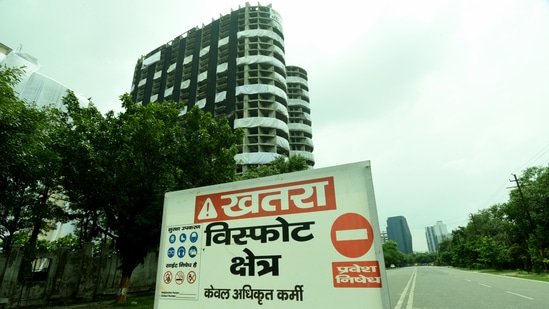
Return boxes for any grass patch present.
[478,269,549,282]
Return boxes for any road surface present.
[386,266,549,309]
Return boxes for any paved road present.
[386,266,549,309]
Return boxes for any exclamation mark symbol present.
[198,198,218,220]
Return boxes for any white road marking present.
[394,268,417,309]
[507,291,533,300]
[478,283,491,288]
[407,267,417,309]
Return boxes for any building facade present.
[286,66,314,165]
[379,230,388,245]
[425,220,449,253]
[0,43,89,109]
[387,216,413,254]
[130,3,314,171]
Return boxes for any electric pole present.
[510,174,547,272]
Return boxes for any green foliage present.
[58,95,242,278]
[381,246,437,267]
[178,104,243,187]
[409,252,437,265]
[382,240,404,266]
[239,155,309,180]
[438,166,549,273]
[0,66,69,258]
[1,68,243,285]
[436,239,453,265]
[11,233,80,253]
[474,236,509,270]
[45,234,81,252]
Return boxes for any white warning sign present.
[155,161,390,308]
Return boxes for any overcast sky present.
[2,0,549,252]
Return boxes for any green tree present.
[177,103,244,188]
[59,95,242,303]
[56,91,115,245]
[437,238,453,265]
[447,226,478,268]
[0,65,35,254]
[410,252,437,265]
[469,206,513,269]
[16,104,68,282]
[423,166,549,272]
[503,167,549,272]
[239,155,309,180]
[474,236,508,270]
[0,65,69,282]
[382,240,404,267]
[439,205,516,270]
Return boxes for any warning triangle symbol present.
[198,198,218,220]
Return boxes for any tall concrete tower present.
[130,3,314,171]
[286,66,313,166]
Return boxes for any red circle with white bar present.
[331,213,374,258]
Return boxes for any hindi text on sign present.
[195,177,336,223]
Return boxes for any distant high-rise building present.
[387,216,413,254]
[380,230,388,244]
[130,3,314,171]
[425,220,449,253]
[0,43,89,108]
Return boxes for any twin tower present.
[130,4,314,172]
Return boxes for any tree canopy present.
[238,154,309,180]
[438,166,549,273]
[0,66,71,282]
[382,240,404,267]
[0,66,246,301]
[57,93,243,301]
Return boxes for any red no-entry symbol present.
[331,213,374,258]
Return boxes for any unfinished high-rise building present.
[130,3,314,171]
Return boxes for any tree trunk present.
[115,275,131,303]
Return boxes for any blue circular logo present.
[177,246,186,258]
[179,233,187,243]
[169,234,176,244]
[188,246,198,258]
[167,247,175,258]
[190,232,199,243]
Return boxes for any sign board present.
[154,161,390,308]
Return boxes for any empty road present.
[386,266,549,309]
